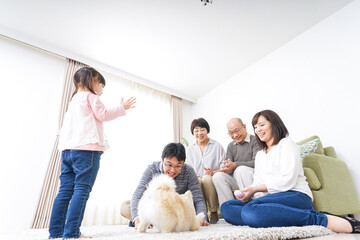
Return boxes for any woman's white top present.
[251,137,313,200]
[186,138,226,177]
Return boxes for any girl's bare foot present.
[79,234,92,239]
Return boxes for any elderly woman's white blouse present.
[186,138,226,178]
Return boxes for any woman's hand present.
[237,186,255,202]
[237,185,268,202]
[205,168,222,176]
[121,97,136,110]
[204,167,214,176]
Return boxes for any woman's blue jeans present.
[221,191,328,228]
[49,150,102,239]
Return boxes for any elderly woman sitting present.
[186,118,226,224]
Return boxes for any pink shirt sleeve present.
[87,93,126,122]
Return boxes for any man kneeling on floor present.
[120,142,210,228]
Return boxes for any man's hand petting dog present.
[134,220,153,230]
[201,219,210,226]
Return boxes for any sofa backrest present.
[297,135,324,155]
[297,135,338,159]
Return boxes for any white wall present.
[0,36,65,233]
[184,0,360,216]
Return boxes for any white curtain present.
[171,96,183,143]
[82,71,172,225]
[32,59,85,229]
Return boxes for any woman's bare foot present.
[326,214,352,233]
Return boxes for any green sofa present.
[298,136,360,215]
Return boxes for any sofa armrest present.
[303,167,321,190]
[302,153,360,215]
[302,154,350,190]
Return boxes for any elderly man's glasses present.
[228,128,241,136]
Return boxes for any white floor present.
[2,219,358,240]
[0,221,336,240]
[303,234,360,240]
[217,219,360,239]
[218,219,360,240]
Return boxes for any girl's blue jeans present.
[49,150,102,239]
[221,191,328,228]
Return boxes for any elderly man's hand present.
[221,158,236,173]
[200,219,210,226]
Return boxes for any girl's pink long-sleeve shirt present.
[58,91,126,151]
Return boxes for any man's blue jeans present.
[221,191,328,228]
[49,150,102,239]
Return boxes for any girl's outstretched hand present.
[121,97,136,110]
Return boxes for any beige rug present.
[1,222,334,240]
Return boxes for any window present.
[83,71,172,225]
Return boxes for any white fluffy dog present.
[138,174,205,233]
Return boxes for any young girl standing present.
[49,67,136,239]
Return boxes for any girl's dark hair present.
[251,110,288,151]
[190,118,210,135]
[161,143,186,162]
[71,67,106,98]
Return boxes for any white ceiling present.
[0,0,354,101]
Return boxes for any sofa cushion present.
[297,135,324,155]
[303,167,321,190]
[298,138,320,158]
[323,146,338,158]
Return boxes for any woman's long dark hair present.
[71,67,106,98]
[252,110,288,151]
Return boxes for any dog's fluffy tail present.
[147,174,176,192]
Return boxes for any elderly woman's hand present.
[204,167,214,176]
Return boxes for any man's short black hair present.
[161,142,186,162]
